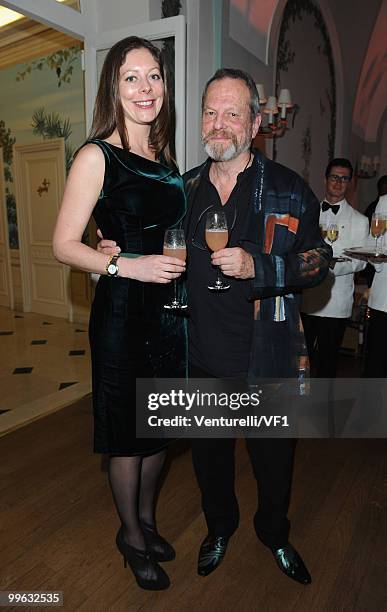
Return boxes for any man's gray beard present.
[203,136,251,162]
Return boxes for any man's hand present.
[96,228,120,256]
[211,247,255,279]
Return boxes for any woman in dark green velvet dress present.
[53,37,186,591]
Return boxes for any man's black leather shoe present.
[197,535,229,576]
[271,544,311,584]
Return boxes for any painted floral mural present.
[274,0,336,198]
[0,45,84,248]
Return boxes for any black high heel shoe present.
[116,527,170,590]
[140,520,176,562]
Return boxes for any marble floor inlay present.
[0,307,91,436]
[59,381,78,390]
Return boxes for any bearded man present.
[183,68,331,584]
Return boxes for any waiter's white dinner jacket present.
[368,194,387,313]
[301,198,369,318]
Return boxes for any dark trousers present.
[301,313,348,378]
[189,363,296,549]
[364,308,387,377]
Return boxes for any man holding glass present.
[184,69,331,584]
[301,158,369,378]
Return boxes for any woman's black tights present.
[108,449,166,549]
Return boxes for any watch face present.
[107,263,117,275]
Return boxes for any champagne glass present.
[326,224,339,244]
[205,210,230,291]
[381,213,387,253]
[163,229,187,310]
[320,223,327,240]
[371,213,386,254]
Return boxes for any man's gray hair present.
[201,68,261,120]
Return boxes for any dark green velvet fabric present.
[87,140,187,455]
[91,141,186,253]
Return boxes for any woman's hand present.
[120,254,185,283]
[96,229,184,283]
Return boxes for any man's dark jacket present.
[183,149,332,381]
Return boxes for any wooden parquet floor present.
[1,395,387,611]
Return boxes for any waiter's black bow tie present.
[321,201,340,214]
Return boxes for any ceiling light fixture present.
[0,1,66,29]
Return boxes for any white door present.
[0,148,14,308]
[13,138,70,318]
[83,15,186,171]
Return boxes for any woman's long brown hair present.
[88,36,175,167]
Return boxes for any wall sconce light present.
[356,155,380,179]
[256,84,296,138]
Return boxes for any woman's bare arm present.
[53,144,185,283]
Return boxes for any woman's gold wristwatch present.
[106,254,120,277]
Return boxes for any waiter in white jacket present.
[364,193,387,377]
[301,158,369,377]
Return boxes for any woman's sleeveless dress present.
[88,140,187,455]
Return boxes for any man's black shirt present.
[185,159,257,377]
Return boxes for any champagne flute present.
[381,213,387,253]
[371,212,386,254]
[320,223,327,239]
[205,210,230,291]
[163,229,187,310]
[326,224,339,244]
